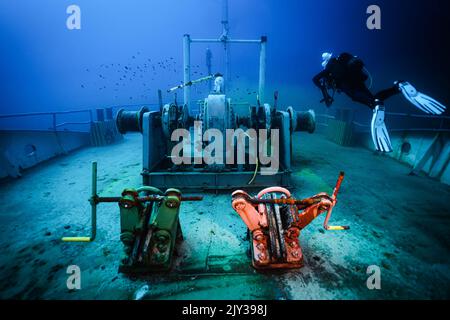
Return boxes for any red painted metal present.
[231,172,348,269]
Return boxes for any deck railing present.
[0,103,159,133]
[1,105,447,133]
[316,111,450,133]
[0,109,94,132]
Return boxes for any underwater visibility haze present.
[0,0,449,301]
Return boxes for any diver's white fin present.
[398,82,447,115]
[371,105,393,153]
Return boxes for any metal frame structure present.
[0,109,94,132]
[115,0,317,191]
[139,110,294,191]
[182,0,267,111]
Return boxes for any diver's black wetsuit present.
[313,52,400,109]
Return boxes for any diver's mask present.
[321,52,333,68]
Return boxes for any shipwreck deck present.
[0,132,449,299]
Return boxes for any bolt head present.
[157,243,168,251]
[254,234,264,241]
[234,202,246,210]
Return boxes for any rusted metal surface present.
[231,172,348,269]
[94,195,203,204]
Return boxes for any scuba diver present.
[313,52,447,153]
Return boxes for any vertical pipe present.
[222,0,230,92]
[259,36,267,104]
[158,89,163,112]
[183,34,191,112]
[206,48,212,92]
[222,0,229,29]
[224,43,229,93]
[61,161,97,242]
[90,161,97,241]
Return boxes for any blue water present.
[0,0,449,122]
[0,1,450,301]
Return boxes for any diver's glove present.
[371,104,393,153]
[320,93,334,107]
[398,81,447,115]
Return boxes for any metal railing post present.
[258,36,267,104]
[183,34,191,112]
[52,113,57,132]
[62,161,97,242]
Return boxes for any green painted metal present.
[118,187,183,272]
[62,162,189,272]
[119,189,144,261]
[147,189,181,269]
